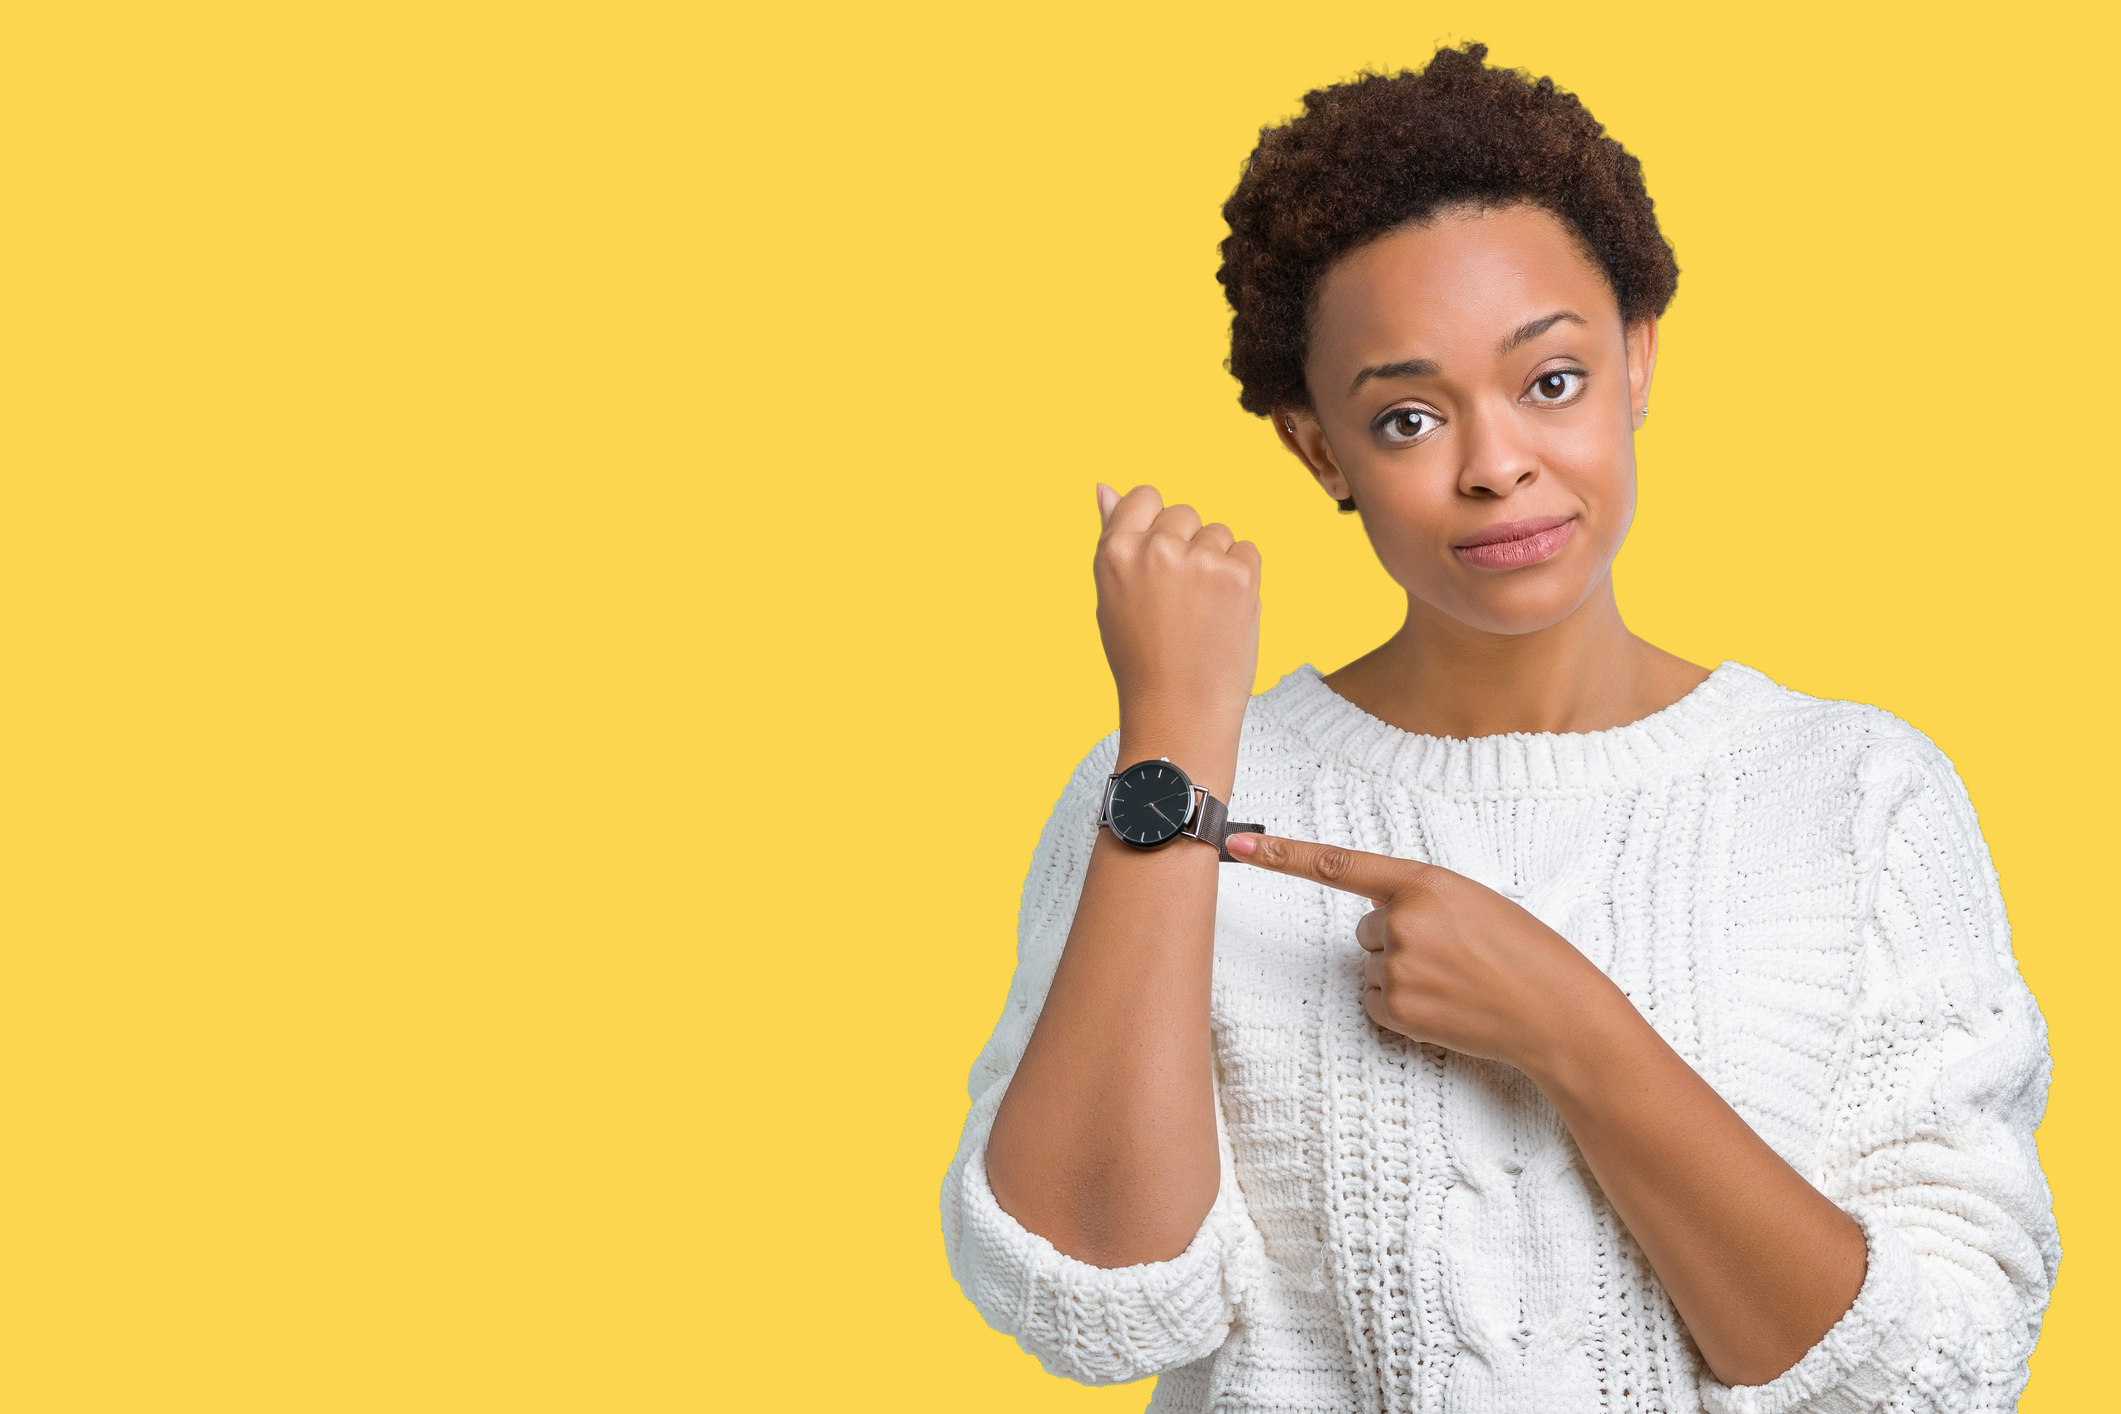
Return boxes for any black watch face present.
[1108,760,1196,846]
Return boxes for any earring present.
[1640,405,1650,420]
[1285,419,1296,435]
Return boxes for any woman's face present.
[1284,203,1656,638]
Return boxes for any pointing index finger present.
[1227,832,1427,903]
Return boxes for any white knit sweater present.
[941,662,2059,1413]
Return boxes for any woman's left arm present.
[1688,744,2059,1413]
[1226,745,2058,1408]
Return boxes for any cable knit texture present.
[941,663,2059,1412]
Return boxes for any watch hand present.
[1147,800,1179,826]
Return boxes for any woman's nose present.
[1456,404,1540,498]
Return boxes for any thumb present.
[1095,482,1120,526]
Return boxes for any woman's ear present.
[1626,318,1659,431]
[1273,410,1354,505]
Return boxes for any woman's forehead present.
[1310,206,1619,370]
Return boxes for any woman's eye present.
[1377,408,1440,444]
[1527,370,1585,404]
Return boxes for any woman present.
[941,44,2057,1413]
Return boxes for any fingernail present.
[1227,833,1258,858]
[1096,482,1118,517]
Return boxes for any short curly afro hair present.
[1218,42,1678,418]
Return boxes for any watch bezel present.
[1104,758,1202,848]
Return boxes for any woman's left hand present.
[1225,832,1618,1073]
[1229,831,1872,1390]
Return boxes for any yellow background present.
[4,2,2113,1408]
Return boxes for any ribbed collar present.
[1252,660,1777,795]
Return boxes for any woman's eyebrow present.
[1498,310,1586,354]
[1347,357,1440,395]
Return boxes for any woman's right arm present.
[982,483,1262,1267]
[939,486,1264,1382]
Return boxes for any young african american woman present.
[942,44,2057,1414]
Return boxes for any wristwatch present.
[1097,757,1264,862]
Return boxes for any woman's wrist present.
[1118,685,1244,731]
[1512,966,1650,1105]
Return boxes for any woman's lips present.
[1452,515,1576,569]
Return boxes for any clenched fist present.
[1094,483,1262,743]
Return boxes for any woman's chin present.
[1425,575,1607,639]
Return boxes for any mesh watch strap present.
[1186,789,1265,862]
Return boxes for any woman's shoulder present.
[1703,667,1999,897]
[1710,662,1960,785]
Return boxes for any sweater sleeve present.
[1701,738,2062,1414]
[938,736,1257,1386]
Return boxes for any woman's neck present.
[1321,577,1711,740]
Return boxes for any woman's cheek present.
[1354,489,1459,599]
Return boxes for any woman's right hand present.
[1093,483,1262,742]
[984,484,1258,1266]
